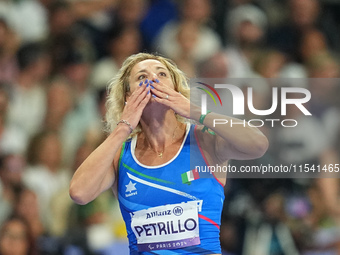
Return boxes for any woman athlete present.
[69,53,268,254]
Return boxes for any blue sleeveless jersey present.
[118,124,225,254]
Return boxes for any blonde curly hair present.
[105,53,190,136]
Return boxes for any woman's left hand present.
[151,80,192,118]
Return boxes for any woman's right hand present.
[120,81,151,130]
[69,82,151,204]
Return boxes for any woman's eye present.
[159,72,167,77]
[138,75,146,80]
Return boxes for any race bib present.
[131,200,203,251]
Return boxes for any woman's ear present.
[125,92,131,101]
[124,82,131,99]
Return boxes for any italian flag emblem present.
[181,169,200,184]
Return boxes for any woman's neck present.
[139,109,184,153]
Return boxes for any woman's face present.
[0,220,29,255]
[128,59,174,95]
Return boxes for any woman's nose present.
[149,73,158,81]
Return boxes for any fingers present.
[150,80,181,101]
[127,82,151,107]
[139,89,152,108]
[150,87,169,100]
[150,80,190,118]
[153,96,171,107]
[136,86,151,108]
[151,80,174,95]
[129,81,149,102]
[121,83,151,129]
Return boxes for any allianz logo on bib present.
[146,206,184,219]
[125,180,137,197]
[146,210,171,219]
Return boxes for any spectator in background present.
[14,189,44,241]
[140,0,178,50]
[60,50,101,166]
[46,0,118,61]
[281,25,340,150]
[154,0,221,73]
[14,188,63,255]
[0,154,26,226]
[268,0,340,62]
[47,1,96,75]
[252,49,287,78]
[8,43,50,140]
[306,52,339,79]
[0,0,48,44]
[91,25,142,89]
[299,29,329,64]
[242,193,299,255]
[0,83,27,155]
[44,77,101,168]
[271,91,328,169]
[0,215,38,255]
[268,0,319,61]
[306,53,339,116]
[220,218,238,255]
[0,18,19,84]
[197,52,229,79]
[222,4,268,79]
[172,21,200,78]
[44,79,74,133]
[23,131,70,232]
[44,79,77,166]
[47,1,75,38]
[306,54,340,156]
[276,28,330,80]
[62,0,118,22]
[112,0,148,28]
[301,182,340,254]
[61,50,97,122]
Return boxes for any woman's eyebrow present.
[136,69,147,74]
[156,66,167,70]
[136,66,167,74]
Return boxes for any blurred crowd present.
[0,0,339,254]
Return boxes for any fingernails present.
[149,81,153,84]
[139,81,143,86]
[144,79,148,84]
[155,79,160,83]
[146,83,149,88]
[152,94,156,98]
[147,90,150,94]
[151,85,154,89]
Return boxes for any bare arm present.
[190,105,269,161]
[69,126,129,205]
[69,82,151,205]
